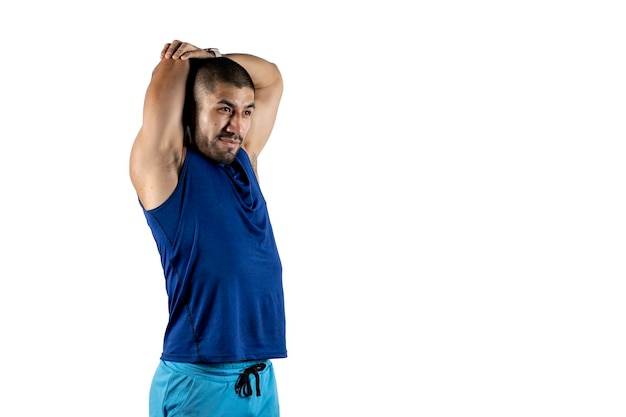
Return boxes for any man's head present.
[185,58,255,164]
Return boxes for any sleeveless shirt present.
[142,148,287,363]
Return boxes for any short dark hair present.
[190,57,255,102]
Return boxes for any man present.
[130,40,286,417]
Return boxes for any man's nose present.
[226,113,244,137]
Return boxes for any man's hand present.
[160,40,218,60]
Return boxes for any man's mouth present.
[218,136,242,148]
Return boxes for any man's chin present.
[210,150,238,165]
[196,142,240,164]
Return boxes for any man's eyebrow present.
[217,99,255,109]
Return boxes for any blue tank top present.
[142,148,286,363]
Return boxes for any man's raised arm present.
[129,43,190,210]
[226,53,283,173]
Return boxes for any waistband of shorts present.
[160,359,271,379]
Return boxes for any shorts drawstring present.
[234,363,267,397]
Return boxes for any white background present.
[1,1,625,416]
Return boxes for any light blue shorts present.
[149,359,279,417]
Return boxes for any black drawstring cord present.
[235,363,267,397]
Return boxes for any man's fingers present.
[179,49,210,60]
[162,40,184,59]
[160,43,171,59]
[160,40,211,60]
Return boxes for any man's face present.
[193,83,255,164]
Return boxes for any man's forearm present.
[225,53,282,91]
[144,58,190,125]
